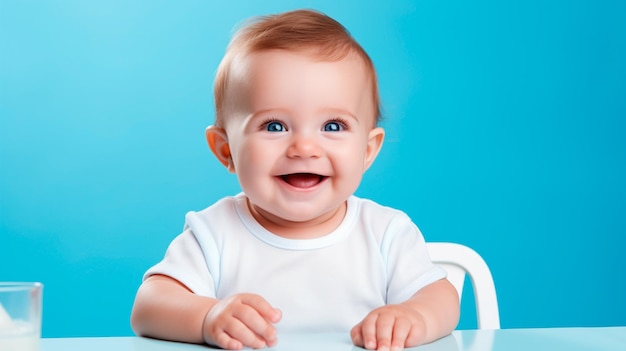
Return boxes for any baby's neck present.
[247,199,347,239]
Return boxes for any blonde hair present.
[213,9,381,127]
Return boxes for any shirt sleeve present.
[143,226,217,297]
[382,213,447,304]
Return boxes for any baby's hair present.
[213,9,381,127]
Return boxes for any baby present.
[131,9,459,351]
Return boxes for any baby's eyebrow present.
[250,108,290,118]
[320,108,360,122]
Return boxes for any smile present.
[279,173,328,188]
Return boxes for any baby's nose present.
[286,134,322,158]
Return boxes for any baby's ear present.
[206,126,235,173]
[363,127,385,172]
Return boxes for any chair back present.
[427,242,500,329]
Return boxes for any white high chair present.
[426,242,500,330]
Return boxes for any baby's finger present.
[222,317,268,349]
[350,322,364,347]
[233,304,278,347]
[405,321,427,348]
[241,294,282,323]
[375,314,395,351]
[213,329,243,350]
[360,314,379,350]
[390,318,411,351]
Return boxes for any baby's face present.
[222,49,383,234]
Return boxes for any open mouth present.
[280,173,328,188]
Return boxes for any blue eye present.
[266,121,285,132]
[323,121,344,132]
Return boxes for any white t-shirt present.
[145,193,446,332]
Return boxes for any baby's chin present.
[248,200,347,237]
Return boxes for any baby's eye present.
[265,121,286,132]
[323,120,346,132]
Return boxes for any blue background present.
[1,0,625,338]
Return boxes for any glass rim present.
[0,282,43,292]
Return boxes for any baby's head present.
[207,9,386,234]
[213,9,381,128]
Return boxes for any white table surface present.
[40,326,626,351]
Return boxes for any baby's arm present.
[131,274,281,350]
[351,278,460,351]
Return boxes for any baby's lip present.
[279,173,328,188]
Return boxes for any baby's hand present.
[351,304,427,351]
[202,293,282,350]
